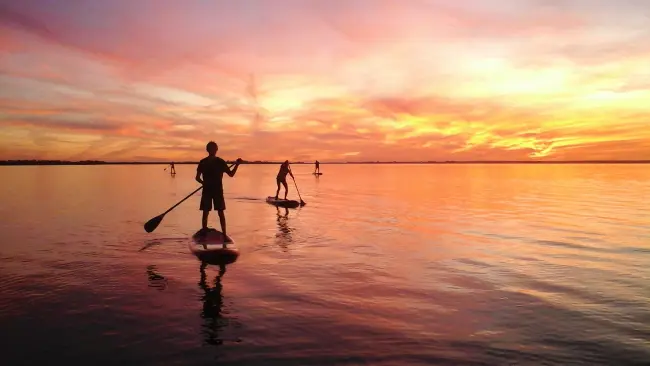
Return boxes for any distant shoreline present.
[1,160,648,166]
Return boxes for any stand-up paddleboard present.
[313,172,322,175]
[266,196,300,208]
[189,228,239,265]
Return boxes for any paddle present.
[291,175,306,206]
[144,186,203,233]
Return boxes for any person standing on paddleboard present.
[170,162,176,174]
[196,141,242,245]
[275,160,294,200]
[314,160,320,174]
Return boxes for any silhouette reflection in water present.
[276,207,293,250]
[146,265,168,291]
[198,261,229,346]
[145,260,240,347]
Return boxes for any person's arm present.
[195,163,203,184]
[225,158,242,177]
[289,165,294,178]
[225,164,239,177]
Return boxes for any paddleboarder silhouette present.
[275,160,294,200]
[195,141,243,245]
[164,162,176,175]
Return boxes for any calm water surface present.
[1,164,649,365]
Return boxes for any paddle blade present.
[144,214,165,233]
[300,200,306,206]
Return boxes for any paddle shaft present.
[291,175,304,203]
[162,186,202,215]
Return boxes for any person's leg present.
[282,180,288,199]
[275,179,281,199]
[199,210,210,248]
[217,210,227,243]
[200,192,212,230]
[202,210,209,229]
[215,194,230,246]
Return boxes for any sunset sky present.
[1,0,649,162]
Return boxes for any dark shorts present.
[277,176,287,186]
[200,189,225,211]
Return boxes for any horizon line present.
[1,159,649,166]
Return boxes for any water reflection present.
[5,164,650,365]
[139,237,185,252]
[276,207,293,250]
[146,265,167,291]
[144,260,236,347]
[198,261,228,346]
[139,240,162,252]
